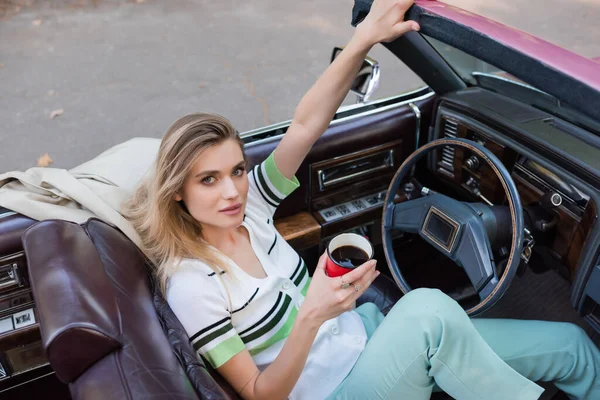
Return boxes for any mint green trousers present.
[328,288,600,400]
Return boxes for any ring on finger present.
[340,277,351,289]
[351,283,361,292]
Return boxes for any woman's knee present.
[385,288,472,344]
[403,288,457,307]
[555,322,591,350]
[392,288,465,319]
[547,322,599,384]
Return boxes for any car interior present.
[1,3,599,399]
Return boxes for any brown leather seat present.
[22,218,403,399]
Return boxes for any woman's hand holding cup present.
[325,233,374,277]
[300,251,380,327]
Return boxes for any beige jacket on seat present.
[0,138,161,250]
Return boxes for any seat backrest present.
[23,218,234,400]
[23,218,404,400]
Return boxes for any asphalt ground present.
[1,0,599,172]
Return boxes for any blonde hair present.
[123,113,245,294]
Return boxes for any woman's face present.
[175,139,248,231]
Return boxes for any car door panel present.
[245,93,435,221]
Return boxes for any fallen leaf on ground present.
[37,154,53,167]
[0,63,4,68]
[134,0,146,3]
[32,19,43,26]
[50,108,64,119]
[198,83,207,88]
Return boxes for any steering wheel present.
[382,138,524,316]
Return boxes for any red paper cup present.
[326,233,374,277]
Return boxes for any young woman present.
[125,0,600,399]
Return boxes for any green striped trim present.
[249,305,298,356]
[241,294,292,344]
[252,165,278,208]
[203,334,245,368]
[293,263,307,287]
[268,234,278,255]
[246,278,310,356]
[190,316,230,342]
[231,288,259,314]
[301,277,310,297]
[257,163,283,204]
[239,292,283,336]
[193,322,234,350]
[264,152,300,197]
[290,257,303,281]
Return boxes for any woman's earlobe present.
[174,193,182,202]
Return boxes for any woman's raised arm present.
[273,0,419,180]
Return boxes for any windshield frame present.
[403,2,600,123]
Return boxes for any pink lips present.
[220,203,242,215]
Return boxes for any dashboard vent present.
[438,119,458,177]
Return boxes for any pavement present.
[1,0,599,172]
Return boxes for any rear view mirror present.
[331,47,380,103]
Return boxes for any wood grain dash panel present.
[514,173,579,259]
[0,324,40,352]
[275,212,321,250]
[567,200,598,279]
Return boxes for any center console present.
[273,140,408,257]
[310,140,405,241]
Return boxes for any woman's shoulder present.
[165,259,233,330]
[166,258,223,293]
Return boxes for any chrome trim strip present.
[0,251,24,264]
[408,102,422,177]
[240,87,434,146]
[321,163,390,188]
[0,252,24,294]
[408,102,422,152]
[0,263,19,291]
[240,121,291,139]
[318,149,395,191]
[513,163,586,213]
[0,369,54,393]
[339,86,430,113]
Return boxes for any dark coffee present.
[331,245,369,268]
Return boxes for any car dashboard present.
[429,88,600,333]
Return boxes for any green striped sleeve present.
[193,322,234,350]
[249,305,299,356]
[301,277,310,297]
[264,152,300,197]
[203,334,246,368]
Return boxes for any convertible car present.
[0,1,599,399]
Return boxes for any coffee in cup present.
[326,233,374,277]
